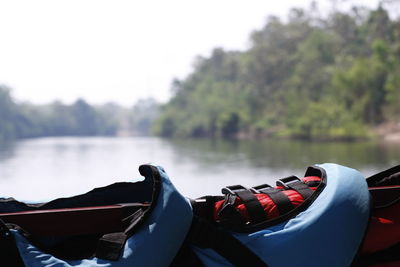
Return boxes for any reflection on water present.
[167,138,399,171]
[0,137,399,201]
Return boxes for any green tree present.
[154,3,400,141]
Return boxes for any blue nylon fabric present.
[194,163,371,267]
[12,165,193,267]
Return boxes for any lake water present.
[0,137,399,202]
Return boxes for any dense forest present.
[0,85,159,141]
[154,3,400,141]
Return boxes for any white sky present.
[0,0,382,106]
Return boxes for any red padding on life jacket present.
[214,176,321,222]
[361,202,400,254]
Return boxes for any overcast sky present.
[0,0,383,106]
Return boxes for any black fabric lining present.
[188,217,268,267]
[367,165,400,187]
[370,186,400,209]
[0,182,153,213]
[366,165,400,209]
[374,172,400,187]
[353,243,400,266]
[170,240,205,267]
[0,220,25,267]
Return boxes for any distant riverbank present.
[375,123,400,144]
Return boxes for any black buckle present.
[221,185,248,195]
[250,184,272,193]
[220,185,243,212]
[219,185,247,225]
[276,176,301,189]
[221,194,237,207]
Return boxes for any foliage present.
[154,3,400,140]
[0,86,18,141]
[129,98,160,136]
[0,85,159,139]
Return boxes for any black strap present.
[253,184,294,215]
[96,208,144,261]
[0,220,25,267]
[222,185,266,224]
[288,181,314,200]
[188,217,268,267]
[235,190,267,223]
[277,176,314,200]
[96,232,127,261]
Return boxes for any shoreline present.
[374,123,400,144]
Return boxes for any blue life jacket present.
[3,164,193,267]
[185,163,371,267]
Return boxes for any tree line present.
[154,3,400,141]
[0,85,159,141]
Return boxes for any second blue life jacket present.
[178,163,371,267]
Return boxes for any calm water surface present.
[0,137,399,201]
